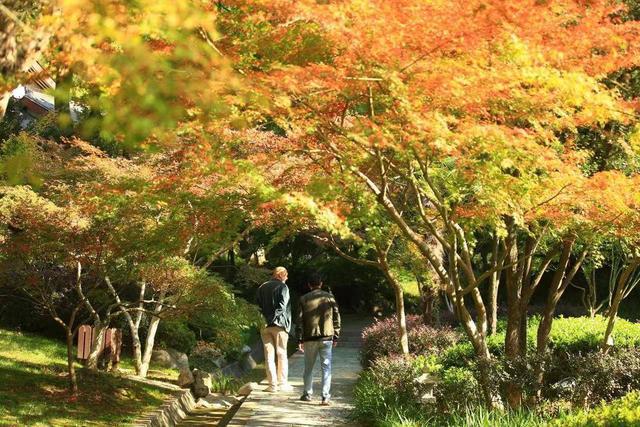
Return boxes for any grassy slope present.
[0,328,178,426]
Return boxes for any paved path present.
[228,316,369,427]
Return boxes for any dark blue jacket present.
[256,279,291,332]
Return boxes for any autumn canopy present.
[2,0,640,420]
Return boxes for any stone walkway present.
[227,316,369,427]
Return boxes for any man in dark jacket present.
[297,272,341,405]
[256,266,293,392]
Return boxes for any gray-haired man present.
[256,266,293,392]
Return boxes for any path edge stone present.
[132,389,196,427]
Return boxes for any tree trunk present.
[536,240,576,355]
[139,294,165,378]
[105,277,146,375]
[85,323,107,371]
[380,261,409,355]
[518,310,528,356]
[602,260,640,351]
[488,235,500,336]
[534,239,585,398]
[503,227,523,409]
[453,291,498,408]
[393,285,409,355]
[130,327,143,375]
[65,328,78,395]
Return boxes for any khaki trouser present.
[261,326,289,387]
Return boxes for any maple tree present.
[0,125,272,385]
[0,0,250,148]
[218,0,640,408]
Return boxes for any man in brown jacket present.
[296,272,341,405]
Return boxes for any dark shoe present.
[300,393,312,402]
[321,397,330,406]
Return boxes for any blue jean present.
[303,340,333,399]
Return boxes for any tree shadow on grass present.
[0,355,174,426]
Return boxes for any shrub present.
[542,316,640,354]
[361,315,460,367]
[187,289,263,360]
[436,366,482,413]
[189,341,224,372]
[353,355,436,425]
[554,391,640,427]
[155,320,197,355]
[440,316,640,369]
[544,348,640,407]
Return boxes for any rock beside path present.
[192,369,212,398]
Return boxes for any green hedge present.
[441,316,640,368]
[554,391,640,426]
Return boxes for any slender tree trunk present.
[130,327,143,374]
[536,240,576,356]
[518,310,528,356]
[534,239,585,398]
[52,306,81,395]
[602,260,640,351]
[65,328,78,395]
[393,285,409,355]
[379,260,409,355]
[139,294,164,378]
[451,289,497,408]
[105,277,147,375]
[488,235,500,336]
[51,266,83,394]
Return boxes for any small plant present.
[437,367,482,413]
[210,373,240,395]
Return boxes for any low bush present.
[436,366,482,413]
[361,315,460,367]
[187,292,263,361]
[554,391,640,426]
[356,315,640,426]
[441,345,640,409]
[156,320,197,355]
[440,316,640,369]
[353,355,437,425]
[542,316,640,354]
[545,347,640,407]
[189,341,224,372]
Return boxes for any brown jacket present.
[296,288,341,343]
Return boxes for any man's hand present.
[298,342,304,353]
[333,340,338,348]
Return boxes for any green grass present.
[444,406,549,427]
[0,328,178,426]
